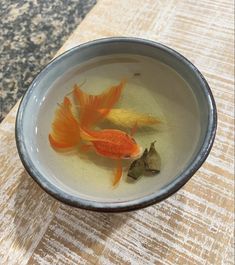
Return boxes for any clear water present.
[37,54,201,202]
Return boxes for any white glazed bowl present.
[16,37,217,212]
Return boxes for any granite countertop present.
[0,0,96,122]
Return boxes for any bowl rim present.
[15,37,217,212]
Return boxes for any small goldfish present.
[49,80,141,186]
[100,108,161,128]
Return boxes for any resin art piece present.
[49,77,161,187]
[38,54,200,199]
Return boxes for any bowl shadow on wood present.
[12,171,189,262]
[12,170,129,255]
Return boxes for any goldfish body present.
[49,80,141,186]
[81,128,140,160]
[103,108,161,128]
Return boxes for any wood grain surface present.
[0,0,234,264]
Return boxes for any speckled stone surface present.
[0,0,96,122]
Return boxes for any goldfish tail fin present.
[49,97,80,149]
[73,79,126,128]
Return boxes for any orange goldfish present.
[49,80,141,186]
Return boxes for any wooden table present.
[0,0,234,264]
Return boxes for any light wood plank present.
[0,0,234,264]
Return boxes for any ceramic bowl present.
[16,37,217,212]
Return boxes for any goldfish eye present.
[123,154,131,159]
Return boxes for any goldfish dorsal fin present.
[79,128,98,142]
[73,79,126,128]
[79,127,116,144]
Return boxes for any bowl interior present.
[18,39,212,207]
